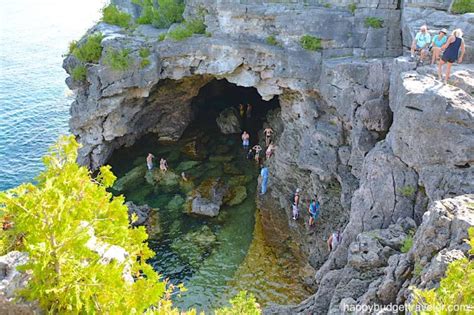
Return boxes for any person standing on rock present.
[242,131,250,149]
[264,127,274,146]
[146,153,155,171]
[327,231,342,251]
[239,104,245,118]
[410,25,431,64]
[246,103,252,119]
[159,158,168,173]
[266,141,276,159]
[291,188,301,220]
[260,165,269,195]
[308,198,320,227]
[438,29,465,84]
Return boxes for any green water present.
[107,84,309,311]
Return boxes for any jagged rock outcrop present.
[125,201,152,226]
[216,107,241,134]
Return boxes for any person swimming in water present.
[146,153,155,170]
[242,131,250,149]
[159,158,168,173]
[263,127,274,146]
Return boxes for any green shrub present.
[413,261,423,277]
[398,185,416,197]
[401,230,414,253]
[68,40,78,54]
[365,17,384,28]
[72,33,104,63]
[451,0,474,14]
[410,228,474,312]
[0,136,170,313]
[266,35,279,46]
[158,33,166,41]
[167,17,206,41]
[215,291,261,315]
[300,35,323,51]
[348,3,357,14]
[104,48,132,71]
[139,47,150,58]
[135,0,185,28]
[101,4,132,28]
[71,65,87,81]
[140,58,151,68]
[324,3,332,8]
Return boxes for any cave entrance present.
[107,78,310,311]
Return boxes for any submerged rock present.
[224,185,247,206]
[170,225,217,268]
[166,195,185,212]
[216,107,242,134]
[125,201,152,226]
[113,165,147,192]
[152,170,180,191]
[188,178,229,217]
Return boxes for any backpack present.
[289,193,295,204]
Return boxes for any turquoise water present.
[0,0,104,190]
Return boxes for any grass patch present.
[72,33,104,64]
[71,65,87,82]
[104,48,132,71]
[158,33,166,41]
[451,0,474,14]
[139,47,151,68]
[365,17,384,28]
[102,4,132,28]
[300,35,322,51]
[134,0,185,28]
[167,17,206,41]
[348,3,357,14]
[324,3,332,8]
[68,40,78,55]
[413,261,423,277]
[398,185,416,197]
[266,35,279,46]
[401,230,415,253]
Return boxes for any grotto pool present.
[107,83,310,311]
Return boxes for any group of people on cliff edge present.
[410,25,466,84]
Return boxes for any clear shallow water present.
[0,0,104,190]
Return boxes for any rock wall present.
[62,0,474,313]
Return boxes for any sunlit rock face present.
[64,0,473,313]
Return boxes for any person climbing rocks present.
[327,231,342,251]
[438,28,465,84]
[263,127,274,146]
[159,158,168,173]
[291,188,301,220]
[246,103,252,119]
[292,203,299,220]
[239,103,245,118]
[253,144,262,163]
[266,141,276,159]
[308,198,320,227]
[430,28,448,65]
[410,25,431,64]
[242,131,250,149]
[146,153,155,170]
[260,165,269,195]
[247,148,255,160]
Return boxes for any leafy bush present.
[134,0,185,28]
[266,35,279,46]
[300,35,323,51]
[410,228,474,312]
[401,230,414,253]
[215,291,261,315]
[72,33,104,63]
[104,48,132,71]
[0,136,169,313]
[139,47,150,58]
[167,17,206,41]
[348,3,357,14]
[158,33,166,41]
[324,3,332,8]
[71,65,87,81]
[451,0,474,14]
[398,185,416,197]
[68,40,78,54]
[365,17,384,28]
[102,4,132,28]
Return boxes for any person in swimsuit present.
[266,142,276,159]
[241,131,250,149]
[159,158,168,173]
[291,188,301,220]
[430,28,448,65]
[239,104,245,118]
[263,127,274,146]
[246,104,252,119]
[438,29,465,84]
[146,153,155,170]
[253,145,262,163]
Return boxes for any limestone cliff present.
[62,0,473,313]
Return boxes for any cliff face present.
[62,0,473,312]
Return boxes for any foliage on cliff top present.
[410,227,474,313]
[365,17,384,29]
[71,65,87,82]
[104,48,132,71]
[215,291,261,315]
[102,4,132,28]
[0,136,169,313]
[134,0,185,28]
[71,33,104,63]
[300,35,322,51]
[167,17,206,41]
[451,0,474,14]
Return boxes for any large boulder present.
[189,178,228,217]
[125,201,152,226]
[216,107,241,134]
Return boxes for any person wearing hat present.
[430,28,448,65]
